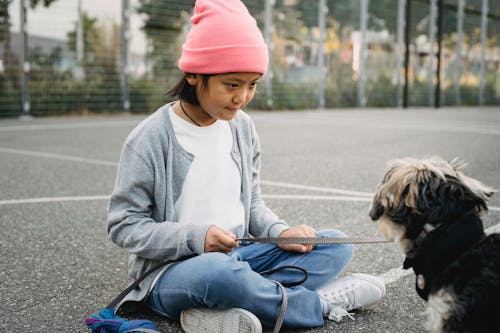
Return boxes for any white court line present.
[6,194,497,210]
[0,147,118,167]
[0,147,372,196]
[0,120,139,132]
[261,180,373,197]
[0,195,111,205]
[1,146,499,209]
[1,193,499,213]
[4,147,498,204]
[263,194,372,202]
[0,194,370,205]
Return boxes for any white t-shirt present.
[169,106,245,236]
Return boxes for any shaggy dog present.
[369,157,499,333]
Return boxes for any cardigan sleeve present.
[107,143,209,260]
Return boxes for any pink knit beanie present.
[178,0,269,75]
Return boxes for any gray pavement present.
[1,107,499,332]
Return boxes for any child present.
[107,0,385,332]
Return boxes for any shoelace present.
[324,288,358,322]
[327,304,355,322]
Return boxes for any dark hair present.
[166,73,213,106]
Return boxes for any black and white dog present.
[369,157,499,333]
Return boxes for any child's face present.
[190,72,261,122]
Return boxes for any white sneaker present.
[180,307,262,333]
[318,273,386,322]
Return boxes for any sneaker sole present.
[180,308,262,333]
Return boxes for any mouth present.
[226,106,240,112]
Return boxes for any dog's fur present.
[369,157,499,333]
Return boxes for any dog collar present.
[402,212,486,300]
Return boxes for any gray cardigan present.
[107,104,289,310]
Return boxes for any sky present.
[9,0,146,52]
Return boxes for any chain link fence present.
[0,0,498,117]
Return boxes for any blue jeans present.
[147,229,354,328]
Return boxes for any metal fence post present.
[396,0,406,108]
[434,0,443,109]
[75,0,85,80]
[317,0,327,109]
[455,0,464,105]
[19,0,30,118]
[264,0,274,109]
[358,0,368,108]
[120,0,130,112]
[403,0,410,108]
[427,0,437,107]
[479,0,488,105]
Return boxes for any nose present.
[232,88,249,105]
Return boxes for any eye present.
[249,81,259,88]
[226,82,239,89]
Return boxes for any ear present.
[450,158,496,213]
[185,73,199,86]
[416,174,492,222]
[456,175,496,214]
[369,199,384,221]
[445,175,493,215]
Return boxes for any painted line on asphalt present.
[1,147,498,209]
[0,147,374,197]
[0,120,140,132]
[0,147,118,167]
[0,195,111,205]
[0,194,372,205]
[261,180,373,197]
[263,194,372,202]
[1,193,498,214]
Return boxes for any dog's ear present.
[369,199,384,221]
[450,159,496,214]
[442,175,493,216]
[369,163,413,223]
[415,171,495,222]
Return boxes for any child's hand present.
[278,224,317,253]
[204,225,238,253]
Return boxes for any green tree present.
[67,12,99,77]
[1,0,58,84]
[67,13,120,83]
[137,0,194,78]
[29,46,67,81]
[66,13,98,66]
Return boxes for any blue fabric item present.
[84,307,157,333]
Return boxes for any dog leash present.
[237,236,390,244]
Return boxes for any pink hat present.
[178,0,269,75]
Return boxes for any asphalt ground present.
[1,107,499,332]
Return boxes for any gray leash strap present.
[237,237,390,244]
[270,280,287,333]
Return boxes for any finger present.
[219,233,238,248]
[279,243,307,253]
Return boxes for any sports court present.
[1,107,499,332]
